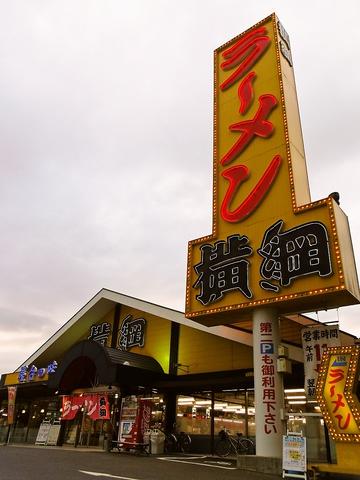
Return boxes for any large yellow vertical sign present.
[186,14,359,325]
[317,346,360,441]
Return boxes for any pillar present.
[253,307,284,457]
[163,392,177,433]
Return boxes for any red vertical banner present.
[139,399,152,441]
[128,399,153,443]
[7,386,17,425]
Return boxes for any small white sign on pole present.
[282,434,307,479]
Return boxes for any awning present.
[48,339,165,393]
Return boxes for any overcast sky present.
[1,0,360,373]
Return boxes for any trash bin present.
[143,429,151,453]
[104,434,111,452]
[150,429,165,454]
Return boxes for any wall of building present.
[178,324,253,374]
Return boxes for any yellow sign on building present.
[312,345,360,476]
[186,13,359,325]
[317,345,360,441]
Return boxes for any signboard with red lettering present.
[259,321,280,434]
[316,345,360,441]
[185,13,359,325]
[301,324,340,400]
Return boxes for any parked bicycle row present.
[161,426,255,456]
[114,427,254,456]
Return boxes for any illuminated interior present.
[176,390,255,437]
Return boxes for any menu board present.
[46,423,61,446]
[35,421,51,444]
[282,435,306,474]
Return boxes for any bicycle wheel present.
[238,438,255,455]
[179,432,191,453]
[215,439,231,457]
[164,433,177,453]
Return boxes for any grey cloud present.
[0,0,359,372]
[0,307,52,333]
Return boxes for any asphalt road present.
[0,445,283,480]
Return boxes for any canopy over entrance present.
[48,340,165,393]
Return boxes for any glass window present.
[177,395,211,435]
[27,399,53,444]
[176,389,255,439]
[285,388,333,463]
[213,389,255,439]
[0,400,9,443]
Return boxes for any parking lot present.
[0,445,283,480]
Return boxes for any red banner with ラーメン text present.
[62,395,84,420]
[61,394,110,421]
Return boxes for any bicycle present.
[164,430,191,453]
[215,429,255,457]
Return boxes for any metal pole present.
[245,389,249,439]
[324,422,332,464]
[210,391,215,455]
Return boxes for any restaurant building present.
[0,288,356,461]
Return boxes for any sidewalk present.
[3,442,104,453]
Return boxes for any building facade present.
[0,288,356,461]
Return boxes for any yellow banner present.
[317,346,360,441]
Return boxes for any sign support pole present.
[253,307,284,457]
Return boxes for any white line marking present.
[157,457,236,470]
[160,456,207,460]
[79,471,140,479]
